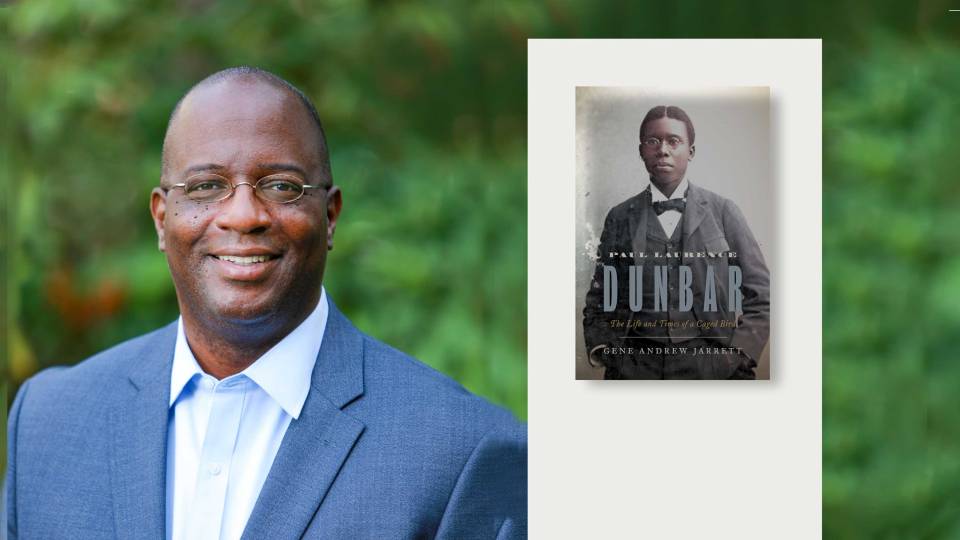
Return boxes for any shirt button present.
[209,464,222,476]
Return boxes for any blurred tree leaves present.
[824,38,960,539]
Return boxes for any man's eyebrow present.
[259,163,308,176]
[183,163,225,175]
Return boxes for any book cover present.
[576,87,772,380]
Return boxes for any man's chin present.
[212,303,276,326]
[191,287,320,341]
[202,303,291,346]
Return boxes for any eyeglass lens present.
[183,175,306,203]
[643,137,684,149]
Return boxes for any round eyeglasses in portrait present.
[641,136,686,150]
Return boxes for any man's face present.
[639,117,695,189]
[150,80,341,330]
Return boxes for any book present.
[576,87,772,380]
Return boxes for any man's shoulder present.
[356,333,522,433]
[17,322,175,409]
[688,182,739,211]
[606,189,649,218]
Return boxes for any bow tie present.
[653,199,686,215]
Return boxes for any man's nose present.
[213,182,272,234]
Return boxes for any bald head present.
[161,67,331,184]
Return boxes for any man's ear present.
[325,186,343,251]
[689,144,696,160]
[150,187,167,252]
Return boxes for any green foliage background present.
[823,39,960,538]
[4,1,960,537]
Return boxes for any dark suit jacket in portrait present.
[4,297,526,539]
[582,182,770,379]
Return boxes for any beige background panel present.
[528,39,821,539]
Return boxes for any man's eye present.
[188,180,228,192]
[262,180,300,192]
[668,137,682,146]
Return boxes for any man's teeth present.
[216,255,272,265]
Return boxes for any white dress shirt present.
[649,177,689,238]
[165,288,328,540]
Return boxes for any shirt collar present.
[169,287,328,420]
[648,177,689,203]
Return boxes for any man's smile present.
[214,254,275,264]
[208,250,282,280]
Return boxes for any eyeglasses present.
[641,136,686,150]
[164,173,325,204]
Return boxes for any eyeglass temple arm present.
[162,183,329,193]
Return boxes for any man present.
[582,105,769,380]
[5,67,526,539]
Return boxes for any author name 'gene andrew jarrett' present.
[602,346,744,356]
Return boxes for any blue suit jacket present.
[4,298,527,539]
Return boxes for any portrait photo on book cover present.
[576,87,773,381]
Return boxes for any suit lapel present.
[630,188,651,266]
[682,182,708,240]
[241,298,366,540]
[110,322,177,540]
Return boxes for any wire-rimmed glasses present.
[164,173,324,204]
[641,136,686,150]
